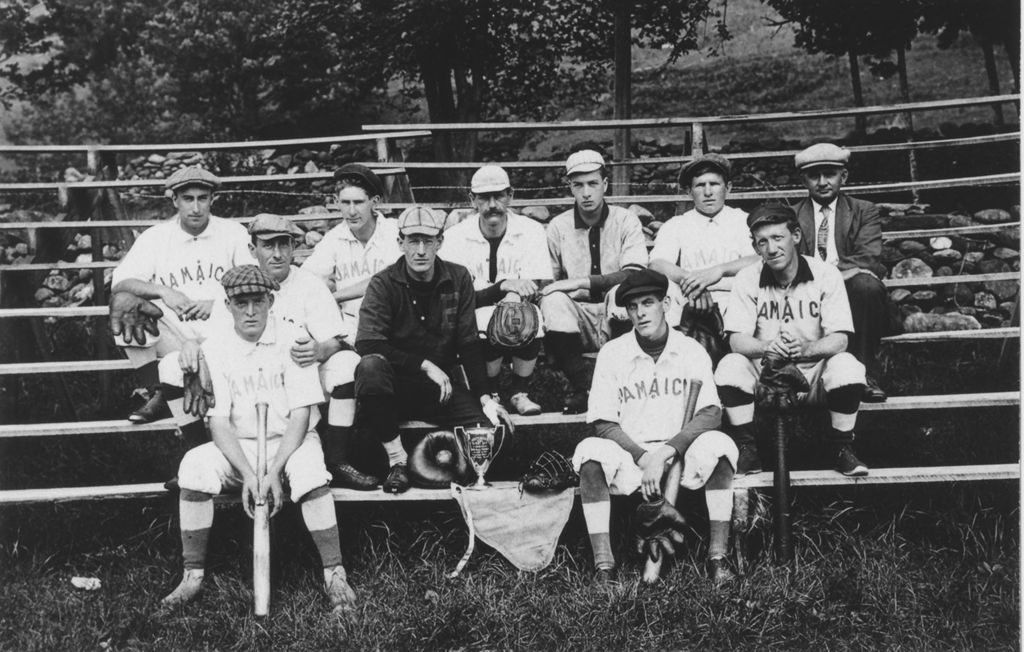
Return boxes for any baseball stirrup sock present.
[826,385,862,431]
[328,383,356,427]
[705,459,734,558]
[301,487,343,568]
[179,489,214,570]
[323,425,352,465]
[580,461,614,569]
[383,436,408,467]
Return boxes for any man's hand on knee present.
[109,292,163,345]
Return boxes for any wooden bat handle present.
[642,379,703,584]
[253,401,271,617]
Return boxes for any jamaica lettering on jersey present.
[755,297,821,321]
[227,367,285,404]
[617,376,688,404]
[465,257,523,282]
[336,258,389,282]
[155,262,228,289]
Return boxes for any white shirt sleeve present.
[723,267,759,336]
[301,235,338,282]
[819,264,854,335]
[586,346,622,424]
[203,345,232,419]
[523,222,555,280]
[649,217,681,266]
[111,229,156,286]
[284,358,327,411]
[303,276,347,341]
[618,212,649,270]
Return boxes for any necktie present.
[817,205,830,260]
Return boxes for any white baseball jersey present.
[547,205,648,284]
[440,212,554,288]
[112,216,254,301]
[203,318,323,440]
[650,205,751,308]
[301,215,401,318]
[587,329,720,445]
[272,265,351,341]
[723,254,853,345]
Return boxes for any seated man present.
[541,147,682,413]
[792,143,893,402]
[161,265,356,617]
[440,164,553,415]
[714,203,869,477]
[572,269,737,585]
[650,153,758,316]
[111,166,255,424]
[302,163,401,331]
[354,206,513,494]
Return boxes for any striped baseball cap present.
[221,264,280,298]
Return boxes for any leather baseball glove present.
[754,352,810,411]
[486,301,540,349]
[634,497,688,563]
[182,355,216,419]
[109,292,162,345]
[519,451,579,494]
[407,430,470,488]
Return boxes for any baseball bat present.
[253,401,271,617]
[774,412,793,565]
[642,378,702,584]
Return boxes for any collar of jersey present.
[573,202,610,230]
[173,216,217,240]
[333,212,388,242]
[624,327,686,362]
[758,255,815,289]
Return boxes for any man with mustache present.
[303,163,401,331]
[792,143,893,403]
[440,165,553,415]
[714,203,869,477]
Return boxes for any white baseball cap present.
[565,149,605,176]
[470,165,511,193]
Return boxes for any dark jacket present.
[793,194,886,278]
[356,256,487,394]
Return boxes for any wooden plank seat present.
[1,463,1017,506]
[0,392,1017,440]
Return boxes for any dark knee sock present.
[546,331,588,391]
[137,360,159,388]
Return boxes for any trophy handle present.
[452,426,469,464]
[492,424,506,459]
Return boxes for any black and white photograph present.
[0,0,1019,649]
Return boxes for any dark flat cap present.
[616,269,669,307]
[746,202,796,231]
[221,264,280,298]
[678,153,732,187]
[334,163,384,198]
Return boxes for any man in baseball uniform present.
[355,206,514,494]
[302,163,401,330]
[792,143,893,402]
[161,265,357,617]
[573,269,737,585]
[714,203,869,476]
[541,147,683,413]
[440,165,553,415]
[649,153,757,315]
[111,166,254,424]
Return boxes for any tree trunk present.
[847,48,867,137]
[896,46,919,202]
[612,0,632,195]
[979,39,1005,126]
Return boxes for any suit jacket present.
[792,194,886,278]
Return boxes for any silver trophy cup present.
[453,423,506,489]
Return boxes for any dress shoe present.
[862,376,887,402]
[330,463,379,491]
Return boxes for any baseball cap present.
[334,163,385,198]
[398,206,444,237]
[247,213,303,240]
[794,143,850,171]
[565,149,605,177]
[615,269,669,307]
[165,166,221,192]
[470,165,511,194]
[678,153,732,187]
[221,264,280,298]
[746,202,796,231]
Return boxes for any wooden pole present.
[612,0,632,195]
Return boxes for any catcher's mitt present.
[754,352,810,411]
[407,430,470,489]
[634,497,688,563]
[519,451,579,494]
[109,292,162,345]
[182,355,216,419]
[486,301,540,349]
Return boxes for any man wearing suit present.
[792,143,892,402]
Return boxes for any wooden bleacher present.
[0,96,1019,509]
